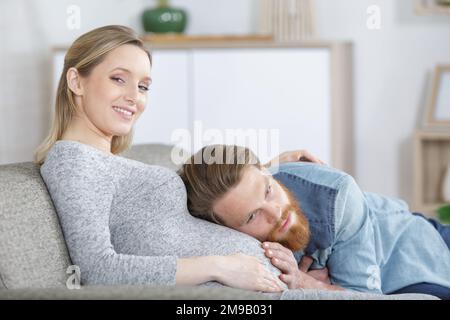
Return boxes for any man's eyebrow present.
[241,175,270,225]
[110,67,152,82]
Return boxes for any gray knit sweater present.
[40,140,281,286]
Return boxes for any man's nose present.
[264,203,282,224]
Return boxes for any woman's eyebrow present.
[110,67,152,82]
[110,67,131,73]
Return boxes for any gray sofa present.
[0,143,438,300]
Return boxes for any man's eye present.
[266,185,272,198]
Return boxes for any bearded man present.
[178,144,450,299]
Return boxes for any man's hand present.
[299,256,331,285]
[263,150,326,168]
[263,242,341,291]
[263,242,328,289]
[262,242,300,289]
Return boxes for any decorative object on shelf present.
[437,204,450,223]
[414,66,450,217]
[442,163,450,202]
[142,0,187,34]
[424,65,450,128]
[259,0,316,42]
[413,131,450,218]
[415,0,450,15]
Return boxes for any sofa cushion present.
[119,143,189,171]
[0,285,438,300]
[0,285,271,300]
[0,162,72,289]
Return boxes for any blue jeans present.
[390,213,450,300]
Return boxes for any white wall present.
[315,0,450,203]
[0,0,258,164]
[1,0,449,205]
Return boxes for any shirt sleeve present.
[41,152,178,286]
[326,175,382,294]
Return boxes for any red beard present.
[267,182,310,252]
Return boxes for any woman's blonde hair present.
[34,25,152,164]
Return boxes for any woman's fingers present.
[258,262,285,291]
[260,274,284,292]
[264,281,284,292]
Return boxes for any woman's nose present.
[125,86,138,105]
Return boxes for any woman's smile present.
[112,105,135,121]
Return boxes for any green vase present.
[142,4,187,34]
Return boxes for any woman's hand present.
[213,253,285,293]
[263,150,326,168]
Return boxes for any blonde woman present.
[36,25,322,291]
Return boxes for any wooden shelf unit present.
[140,34,275,44]
[414,130,450,218]
[415,0,450,15]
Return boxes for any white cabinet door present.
[191,48,331,164]
[133,50,190,146]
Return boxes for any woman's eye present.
[111,76,124,84]
[139,85,149,92]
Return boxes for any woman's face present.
[75,44,152,138]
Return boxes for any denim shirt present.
[270,162,450,294]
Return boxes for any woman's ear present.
[66,67,84,96]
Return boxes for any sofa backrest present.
[0,162,72,289]
[0,143,187,289]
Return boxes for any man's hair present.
[178,144,261,224]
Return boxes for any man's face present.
[213,166,310,251]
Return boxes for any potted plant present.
[437,204,450,224]
[142,0,188,34]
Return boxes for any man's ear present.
[260,166,272,177]
[66,67,84,96]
